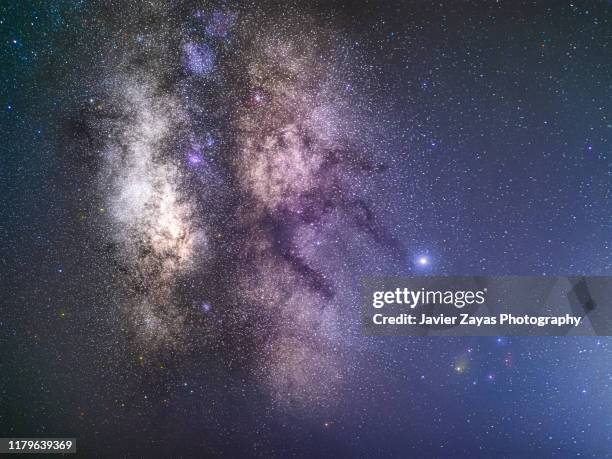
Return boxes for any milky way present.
[7,0,612,456]
[99,79,207,349]
[73,2,399,406]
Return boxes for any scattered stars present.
[4,0,612,456]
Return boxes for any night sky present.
[2,1,612,457]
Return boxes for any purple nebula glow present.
[206,10,237,38]
[183,42,215,76]
[201,302,212,313]
[187,151,203,166]
[253,92,264,104]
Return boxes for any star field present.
[2,1,612,457]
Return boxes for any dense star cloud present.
[99,80,206,349]
[231,19,393,402]
[4,0,612,456]
[70,2,398,404]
